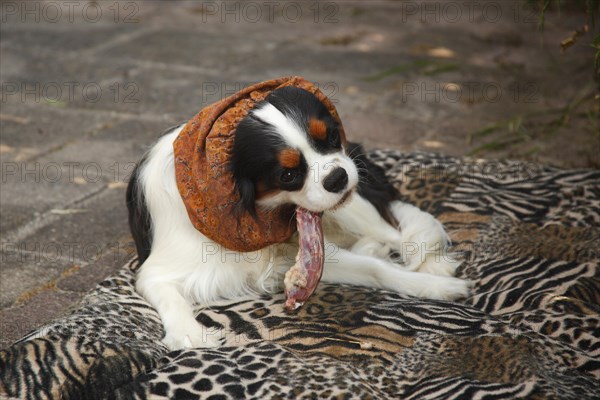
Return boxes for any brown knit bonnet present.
[173,76,347,251]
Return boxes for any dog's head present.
[230,86,359,215]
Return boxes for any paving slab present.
[0,204,32,236]
[0,24,137,55]
[56,245,135,294]
[0,250,74,308]
[14,184,130,264]
[0,290,83,349]
[0,101,111,162]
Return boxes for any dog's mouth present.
[299,188,355,214]
[333,190,353,210]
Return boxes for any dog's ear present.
[235,177,257,218]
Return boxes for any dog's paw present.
[421,275,472,301]
[162,320,221,351]
[350,237,391,259]
[416,255,462,277]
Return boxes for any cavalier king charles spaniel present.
[127,86,470,350]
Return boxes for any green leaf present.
[44,99,66,108]
[362,64,416,81]
[467,124,502,145]
[468,137,523,155]
[423,63,459,76]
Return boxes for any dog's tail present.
[126,158,152,264]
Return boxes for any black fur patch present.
[265,86,342,152]
[348,142,401,226]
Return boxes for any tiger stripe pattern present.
[1,151,598,399]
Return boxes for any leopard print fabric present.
[1,151,598,399]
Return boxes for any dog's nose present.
[323,167,348,193]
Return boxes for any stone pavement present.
[0,1,598,348]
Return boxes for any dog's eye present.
[280,169,298,184]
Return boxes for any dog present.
[127,82,470,351]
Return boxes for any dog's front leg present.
[320,247,470,300]
[136,266,220,351]
[388,200,462,276]
[328,194,461,276]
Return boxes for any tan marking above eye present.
[278,148,301,169]
[308,118,327,141]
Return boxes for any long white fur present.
[135,107,470,350]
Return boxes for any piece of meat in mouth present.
[283,207,325,312]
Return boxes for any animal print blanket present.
[1,151,599,399]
